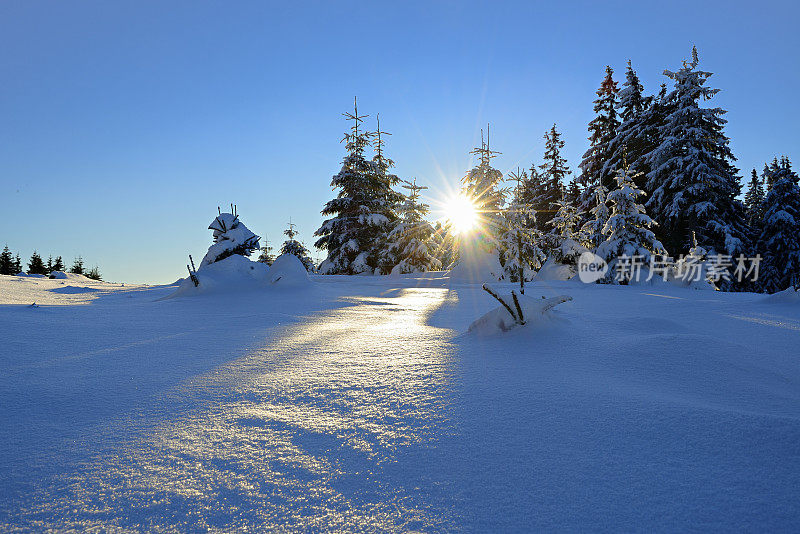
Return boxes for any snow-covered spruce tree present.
[0,246,14,275]
[499,172,546,293]
[200,209,260,267]
[27,251,47,275]
[315,99,400,274]
[580,182,610,250]
[757,157,800,293]
[257,236,275,266]
[547,188,586,266]
[596,167,665,284]
[537,124,571,230]
[432,220,458,270]
[461,126,504,236]
[602,61,656,190]
[577,66,620,209]
[386,179,442,273]
[517,165,551,233]
[370,115,404,274]
[645,47,749,265]
[744,168,765,227]
[280,220,315,272]
[762,158,780,191]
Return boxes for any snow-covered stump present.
[471,284,572,334]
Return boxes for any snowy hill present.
[1,273,799,531]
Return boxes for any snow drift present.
[269,253,310,286]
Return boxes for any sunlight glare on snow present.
[444,195,478,234]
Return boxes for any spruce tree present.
[86,266,102,281]
[370,115,405,273]
[580,183,610,250]
[603,60,655,189]
[386,179,442,273]
[315,98,400,274]
[46,256,54,273]
[13,254,22,274]
[645,47,748,261]
[461,126,504,235]
[70,256,85,275]
[0,246,13,275]
[499,171,546,292]
[596,167,665,283]
[757,157,800,293]
[257,236,276,266]
[548,188,586,265]
[280,220,315,272]
[517,165,551,233]
[27,251,47,275]
[744,168,765,226]
[52,256,64,272]
[578,66,620,204]
[538,124,571,229]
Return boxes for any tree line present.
[314,47,798,293]
[0,245,102,280]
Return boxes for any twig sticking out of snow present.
[483,284,526,325]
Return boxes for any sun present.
[445,195,479,234]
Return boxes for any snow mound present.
[269,253,310,286]
[761,287,800,304]
[468,293,573,335]
[448,245,502,283]
[48,271,68,279]
[170,255,269,297]
[533,257,575,282]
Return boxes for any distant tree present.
[256,236,276,266]
[548,189,586,266]
[52,256,65,272]
[537,124,571,229]
[86,266,102,281]
[46,255,54,273]
[517,165,551,233]
[757,157,800,293]
[13,254,22,274]
[578,65,620,203]
[280,220,315,272]
[0,246,14,275]
[744,168,765,227]
[27,251,47,275]
[70,256,85,275]
[499,170,547,293]
[461,125,504,235]
[603,60,655,191]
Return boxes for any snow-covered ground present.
[1,273,799,531]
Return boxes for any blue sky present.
[1,0,797,284]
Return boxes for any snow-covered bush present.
[200,211,261,268]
